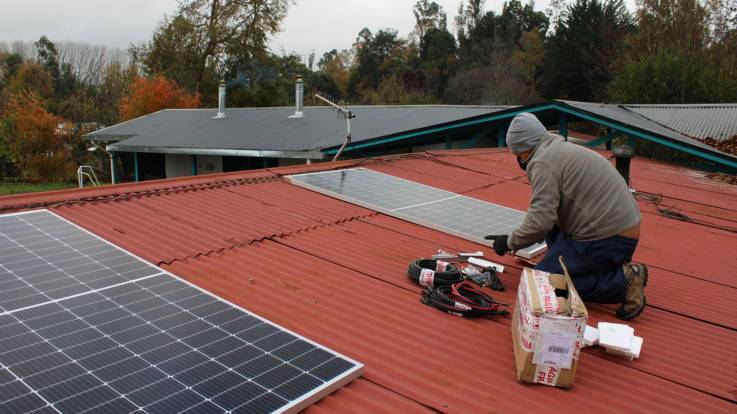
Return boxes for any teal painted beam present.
[461,126,494,149]
[558,113,568,141]
[551,104,737,169]
[134,152,140,182]
[323,104,560,154]
[192,155,198,176]
[584,129,624,148]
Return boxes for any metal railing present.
[77,166,100,188]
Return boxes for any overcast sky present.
[1,0,635,61]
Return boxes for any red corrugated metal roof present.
[1,149,735,413]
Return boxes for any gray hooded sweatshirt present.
[508,132,641,250]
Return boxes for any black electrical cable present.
[421,281,509,317]
[407,259,463,287]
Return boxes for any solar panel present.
[0,210,362,414]
[0,212,162,313]
[289,168,547,259]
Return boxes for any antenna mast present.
[314,92,356,162]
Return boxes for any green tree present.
[542,0,634,101]
[456,0,547,67]
[609,0,737,103]
[225,52,312,107]
[34,36,60,84]
[419,27,458,96]
[413,0,448,46]
[137,0,292,103]
[348,28,410,100]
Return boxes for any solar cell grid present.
[0,212,161,312]
[290,168,547,258]
[0,210,362,413]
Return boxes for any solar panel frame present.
[289,168,547,259]
[0,210,364,414]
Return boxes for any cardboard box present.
[511,264,588,388]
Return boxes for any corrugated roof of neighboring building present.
[87,106,511,155]
[624,104,737,141]
[1,149,736,413]
[559,100,723,152]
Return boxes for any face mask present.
[516,155,528,171]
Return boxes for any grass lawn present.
[0,182,76,196]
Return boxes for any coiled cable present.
[421,281,509,317]
[407,259,463,287]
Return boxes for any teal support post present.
[192,155,197,176]
[445,136,452,149]
[605,127,613,150]
[497,124,507,148]
[133,152,140,182]
[558,113,568,141]
[110,152,118,184]
[584,129,624,148]
[462,126,494,149]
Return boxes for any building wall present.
[196,155,223,175]
[277,158,312,167]
[165,154,193,178]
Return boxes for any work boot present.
[616,263,648,320]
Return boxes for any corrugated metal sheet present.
[163,240,735,413]
[1,149,736,413]
[626,104,737,141]
[561,101,722,153]
[53,179,374,264]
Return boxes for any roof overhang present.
[106,144,326,160]
[323,101,737,171]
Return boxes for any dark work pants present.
[534,226,637,304]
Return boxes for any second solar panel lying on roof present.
[289,168,546,258]
[0,210,362,414]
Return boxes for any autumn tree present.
[0,93,75,182]
[2,61,55,103]
[118,75,201,121]
[317,49,351,97]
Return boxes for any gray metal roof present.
[558,100,725,154]
[623,104,737,141]
[89,106,510,157]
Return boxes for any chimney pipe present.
[612,144,634,186]
[289,76,304,119]
[214,80,226,119]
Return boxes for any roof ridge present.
[625,104,737,108]
[0,175,279,213]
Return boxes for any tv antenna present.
[314,92,356,162]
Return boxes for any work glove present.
[484,234,510,257]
